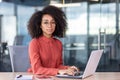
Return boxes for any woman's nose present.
[48,22,54,27]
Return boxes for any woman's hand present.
[58,69,75,75]
[68,66,79,72]
[58,66,79,76]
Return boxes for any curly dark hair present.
[27,5,67,39]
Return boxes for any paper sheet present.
[15,75,33,80]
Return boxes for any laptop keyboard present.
[74,71,83,76]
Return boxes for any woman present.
[27,5,79,76]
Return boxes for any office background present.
[0,0,120,72]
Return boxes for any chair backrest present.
[8,45,30,72]
[13,35,24,45]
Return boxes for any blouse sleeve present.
[29,39,59,76]
[57,40,69,69]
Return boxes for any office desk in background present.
[0,72,120,80]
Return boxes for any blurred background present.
[0,0,120,72]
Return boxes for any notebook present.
[56,50,103,79]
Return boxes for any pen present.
[17,75,22,78]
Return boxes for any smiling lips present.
[47,29,53,32]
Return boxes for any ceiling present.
[2,0,117,6]
[2,0,50,6]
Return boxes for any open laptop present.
[56,50,103,79]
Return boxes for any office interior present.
[0,0,120,72]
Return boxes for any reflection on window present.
[90,3,116,35]
[65,2,87,35]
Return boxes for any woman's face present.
[41,14,56,38]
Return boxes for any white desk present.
[0,72,120,80]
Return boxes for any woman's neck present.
[43,34,52,38]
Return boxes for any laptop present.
[56,50,103,79]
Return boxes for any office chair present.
[8,46,30,72]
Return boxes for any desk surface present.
[0,72,120,80]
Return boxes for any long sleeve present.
[57,45,69,69]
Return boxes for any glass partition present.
[61,2,88,70]
[89,2,119,71]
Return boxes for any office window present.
[0,2,14,15]
[61,2,88,69]
[17,5,35,35]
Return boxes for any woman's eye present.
[43,21,55,25]
[44,22,49,24]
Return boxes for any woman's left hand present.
[68,66,79,73]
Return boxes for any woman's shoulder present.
[53,37,62,44]
[30,38,38,42]
[29,38,40,45]
[29,38,40,51]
